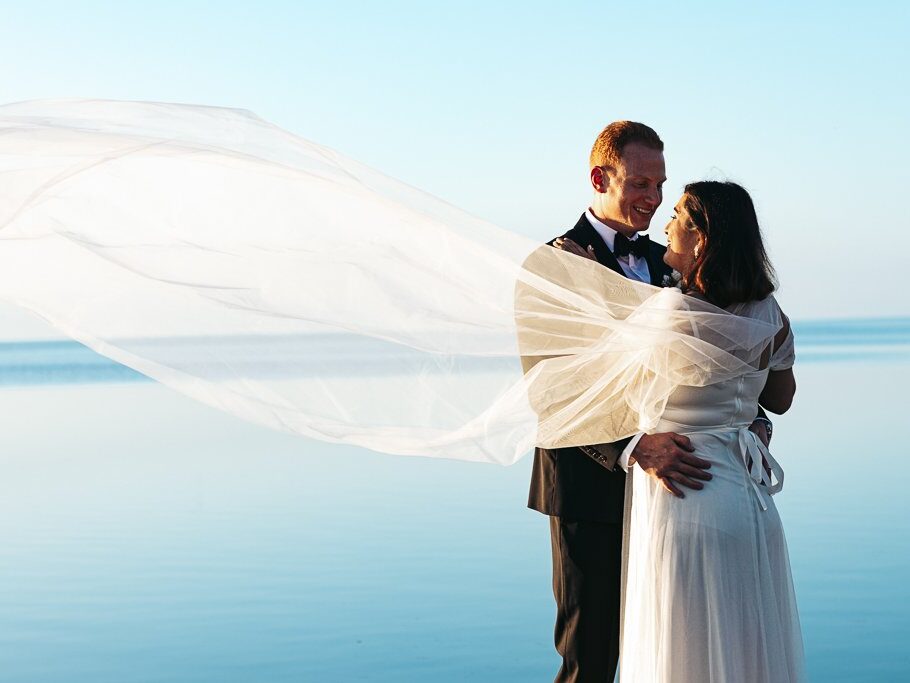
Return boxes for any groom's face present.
[596,143,666,233]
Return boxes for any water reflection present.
[0,324,907,681]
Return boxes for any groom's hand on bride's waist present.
[631,433,712,499]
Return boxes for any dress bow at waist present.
[737,426,784,511]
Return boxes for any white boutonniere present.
[661,270,683,289]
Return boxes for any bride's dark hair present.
[682,181,777,308]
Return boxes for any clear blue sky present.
[1,0,907,331]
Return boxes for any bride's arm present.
[760,369,796,414]
[759,315,796,414]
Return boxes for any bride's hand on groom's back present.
[631,433,712,499]
[553,237,597,260]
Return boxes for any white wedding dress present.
[621,296,805,683]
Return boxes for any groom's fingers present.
[679,452,712,471]
[676,462,713,481]
[666,471,704,492]
[670,433,695,451]
[659,477,685,498]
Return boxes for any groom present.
[527,121,716,682]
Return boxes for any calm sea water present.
[0,319,907,682]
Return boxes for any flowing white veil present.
[0,100,780,464]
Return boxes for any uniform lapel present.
[563,213,669,286]
[563,214,625,276]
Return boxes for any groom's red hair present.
[590,121,663,169]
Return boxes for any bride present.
[555,181,803,682]
[0,100,802,682]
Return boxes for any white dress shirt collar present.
[583,207,653,286]
[584,208,643,252]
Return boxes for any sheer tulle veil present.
[0,100,780,464]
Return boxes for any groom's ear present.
[590,165,611,193]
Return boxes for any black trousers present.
[549,516,623,683]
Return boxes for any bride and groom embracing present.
[523,122,804,682]
[0,102,802,682]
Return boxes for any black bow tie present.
[613,233,650,259]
